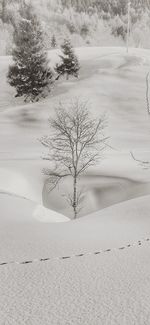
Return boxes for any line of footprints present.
[0,238,150,267]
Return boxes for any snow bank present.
[33,205,69,223]
[0,168,38,202]
[0,192,69,226]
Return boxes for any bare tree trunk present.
[1,0,6,22]
[73,174,77,219]
[126,1,131,53]
[1,0,8,23]
[146,72,150,115]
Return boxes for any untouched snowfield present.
[1,47,150,324]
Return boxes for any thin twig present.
[146,72,150,115]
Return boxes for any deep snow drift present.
[1,47,150,324]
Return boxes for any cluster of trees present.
[4,3,106,219]
[27,0,150,47]
[61,0,150,14]
[5,2,107,219]
[1,0,150,54]
[0,3,106,220]
[7,2,80,102]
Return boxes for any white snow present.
[0,168,37,201]
[1,192,150,324]
[33,204,69,223]
[1,47,150,324]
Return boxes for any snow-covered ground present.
[1,192,150,324]
[1,47,150,324]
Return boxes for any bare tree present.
[126,1,131,53]
[131,72,150,167]
[40,99,108,218]
[146,72,150,115]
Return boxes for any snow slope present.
[1,193,150,324]
[1,47,150,324]
[1,47,150,215]
[1,244,150,325]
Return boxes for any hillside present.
[1,46,150,215]
[1,46,150,324]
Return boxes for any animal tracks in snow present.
[0,238,150,267]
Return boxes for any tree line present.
[1,0,150,54]
[61,0,150,14]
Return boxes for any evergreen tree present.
[7,3,54,102]
[51,34,57,48]
[55,39,80,80]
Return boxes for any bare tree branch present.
[131,72,150,169]
[146,72,150,115]
[130,151,150,169]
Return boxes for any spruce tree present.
[7,3,54,102]
[55,39,80,80]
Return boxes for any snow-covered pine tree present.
[51,34,57,48]
[55,39,80,80]
[7,2,54,102]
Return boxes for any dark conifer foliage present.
[51,34,57,48]
[55,39,80,80]
[7,2,54,102]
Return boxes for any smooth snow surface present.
[1,193,150,324]
[1,47,150,324]
[33,205,69,223]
